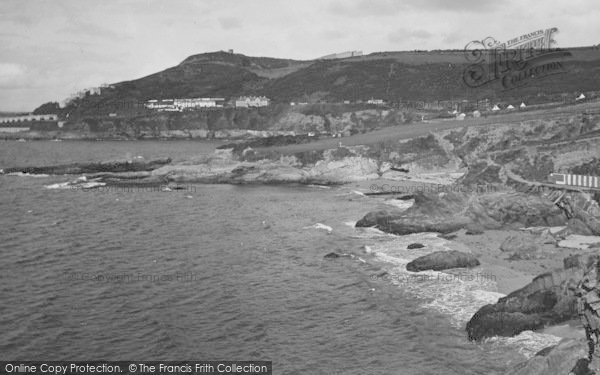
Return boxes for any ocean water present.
[0,140,556,374]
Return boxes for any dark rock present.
[466,310,545,341]
[466,260,590,341]
[356,191,568,236]
[324,252,351,260]
[535,345,557,357]
[564,254,583,269]
[406,250,480,272]
[465,223,484,235]
[3,158,171,175]
[439,233,458,240]
[407,243,425,249]
[567,218,594,236]
[355,209,470,235]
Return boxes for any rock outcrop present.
[3,158,171,175]
[406,250,480,272]
[466,255,598,342]
[505,339,590,375]
[500,233,540,260]
[355,190,568,236]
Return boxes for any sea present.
[0,140,562,374]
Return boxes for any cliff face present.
[31,105,404,140]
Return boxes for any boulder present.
[467,192,567,228]
[466,256,593,341]
[465,223,485,235]
[355,209,469,235]
[406,250,480,272]
[567,218,594,236]
[505,339,591,375]
[500,233,539,260]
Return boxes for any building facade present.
[0,114,58,124]
[235,96,270,108]
[145,98,225,111]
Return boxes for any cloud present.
[218,17,242,30]
[0,63,27,86]
[58,20,128,40]
[329,0,500,17]
[388,28,434,44]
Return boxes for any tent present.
[520,102,526,108]
[456,113,466,120]
[451,109,458,114]
[507,104,515,110]
[492,105,500,111]
[577,93,586,100]
[472,110,481,118]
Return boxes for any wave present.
[487,331,562,359]
[6,172,50,178]
[303,223,333,233]
[383,198,414,210]
[361,231,561,358]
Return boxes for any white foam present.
[304,223,333,233]
[487,331,562,359]
[7,172,50,178]
[364,232,562,357]
[44,182,72,189]
[383,198,414,210]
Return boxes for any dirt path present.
[256,100,600,155]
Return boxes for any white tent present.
[577,93,586,100]
[520,102,526,108]
[492,105,500,111]
[456,113,466,120]
[507,104,515,110]
[451,109,458,114]
[472,110,481,118]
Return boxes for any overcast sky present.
[1,0,599,111]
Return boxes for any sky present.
[1,0,599,111]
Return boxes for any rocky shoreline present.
[4,107,600,374]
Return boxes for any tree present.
[33,102,60,114]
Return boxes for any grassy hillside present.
[54,47,600,119]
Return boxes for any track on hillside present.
[255,100,600,155]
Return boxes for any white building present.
[367,98,385,106]
[235,96,270,108]
[145,98,225,111]
[174,98,225,109]
[0,114,58,124]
